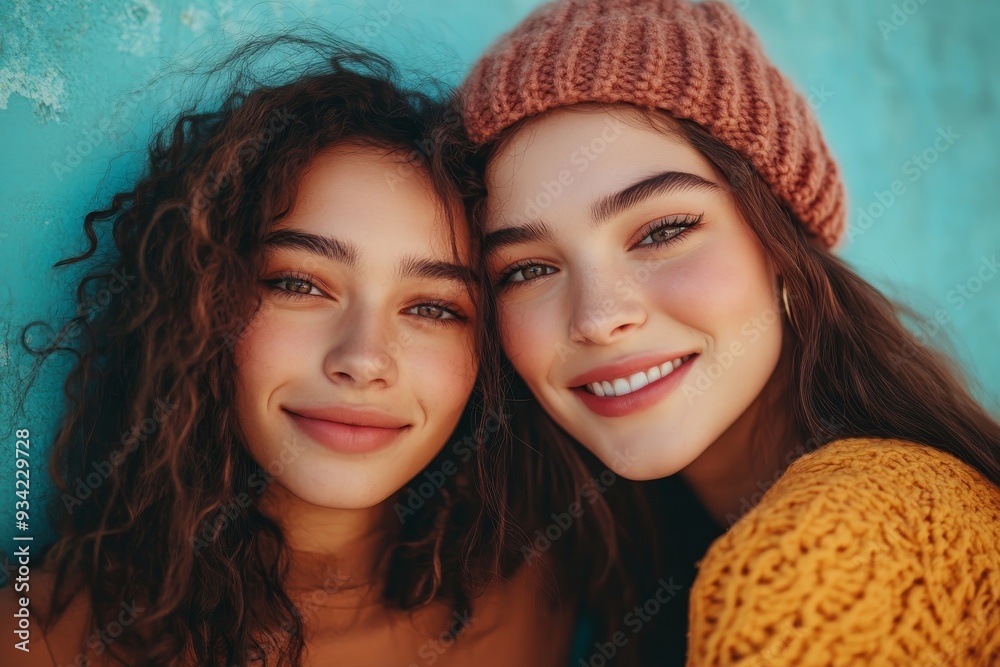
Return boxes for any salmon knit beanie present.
[461,0,846,249]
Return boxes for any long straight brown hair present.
[460,103,1000,664]
[667,110,1000,484]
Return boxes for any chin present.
[283,473,395,510]
[585,430,707,481]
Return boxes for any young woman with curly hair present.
[0,38,573,666]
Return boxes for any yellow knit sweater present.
[687,437,1000,666]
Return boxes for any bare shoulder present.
[448,556,576,667]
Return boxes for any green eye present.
[632,214,704,250]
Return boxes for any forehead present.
[484,105,717,227]
[285,144,469,260]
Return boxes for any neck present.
[259,482,398,600]
[681,341,798,529]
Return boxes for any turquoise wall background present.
[1,0,998,557]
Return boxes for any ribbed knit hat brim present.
[461,0,846,249]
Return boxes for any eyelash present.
[631,213,703,250]
[494,214,704,289]
[262,272,467,326]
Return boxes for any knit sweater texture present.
[687,437,1000,666]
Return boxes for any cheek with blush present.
[643,235,776,343]
[497,300,557,392]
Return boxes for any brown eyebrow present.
[483,170,721,256]
[263,228,472,287]
[589,170,722,225]
[263,229,360,268]
[481,220,555,257]
[395,255,474,286]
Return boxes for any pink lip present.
[283,406,410,454]
[570,353,698,418]
[566,351,697,387]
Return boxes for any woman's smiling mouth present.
[580,353,697,397]
[568,352,699,417]
[282,405,411,454]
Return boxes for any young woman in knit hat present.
[458,0,1000,664]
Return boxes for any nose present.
[567,270,647,345]
[324,303,397,387]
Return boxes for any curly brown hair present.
[19,34,511,666]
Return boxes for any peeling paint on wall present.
[0,0,67,119]
[116,0,163,56]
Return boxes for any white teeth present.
[584,354,692,397]
[628,372,649,391]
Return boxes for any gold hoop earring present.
[781,280,798,334]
